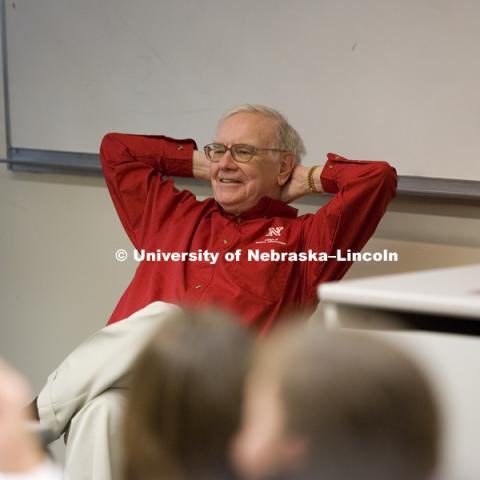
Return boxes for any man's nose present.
[217,148,238,169]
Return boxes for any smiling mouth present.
[219,179,242,184]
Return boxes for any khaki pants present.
[37,301,180,480]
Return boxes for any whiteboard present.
[5,0,480,182]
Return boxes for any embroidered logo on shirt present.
[256,226,286,245]
[266,227,284,237]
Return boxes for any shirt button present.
[177,145,184,151]
[195,284,203,289]
[223,239,228,244]
[329,165,334,169]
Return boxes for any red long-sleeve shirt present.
[100,133,397,333]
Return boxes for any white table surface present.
[319,263,480,320]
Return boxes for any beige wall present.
[1,165,479,394]
[1,160,479,468]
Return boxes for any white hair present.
[220,104,306,163]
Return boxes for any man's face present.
[210,112,285,215]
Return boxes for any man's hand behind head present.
[280,164,320,204]
[193,149,212,181]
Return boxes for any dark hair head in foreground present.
[124,309,252,480]
[233,325,441,480]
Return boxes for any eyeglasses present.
[203,143,289,163]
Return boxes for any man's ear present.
[277,153,296,187]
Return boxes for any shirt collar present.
[216,196,298,220]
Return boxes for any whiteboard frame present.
[2,148,480,200]
[1,0,9,158]
[1,0,479,200]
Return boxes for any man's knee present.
[66,389,128,443]
[64,389,128,480]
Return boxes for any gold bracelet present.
[308,165,321,193]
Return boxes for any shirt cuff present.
[319,153,345,194]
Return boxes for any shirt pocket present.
[229,244,291,303]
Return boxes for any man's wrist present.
[192,150,211,181]
[307,165,324,194]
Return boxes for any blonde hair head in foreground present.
[124,309,252,480]
[234,324,440,480]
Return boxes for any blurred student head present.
[233,325,440,480]
[0,359,46,474]
[123,309,252,480]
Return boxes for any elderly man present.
[34,105,396,479]
[102,104,397,331]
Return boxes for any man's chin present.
[216,197,248,216]
[218,203,243,215]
